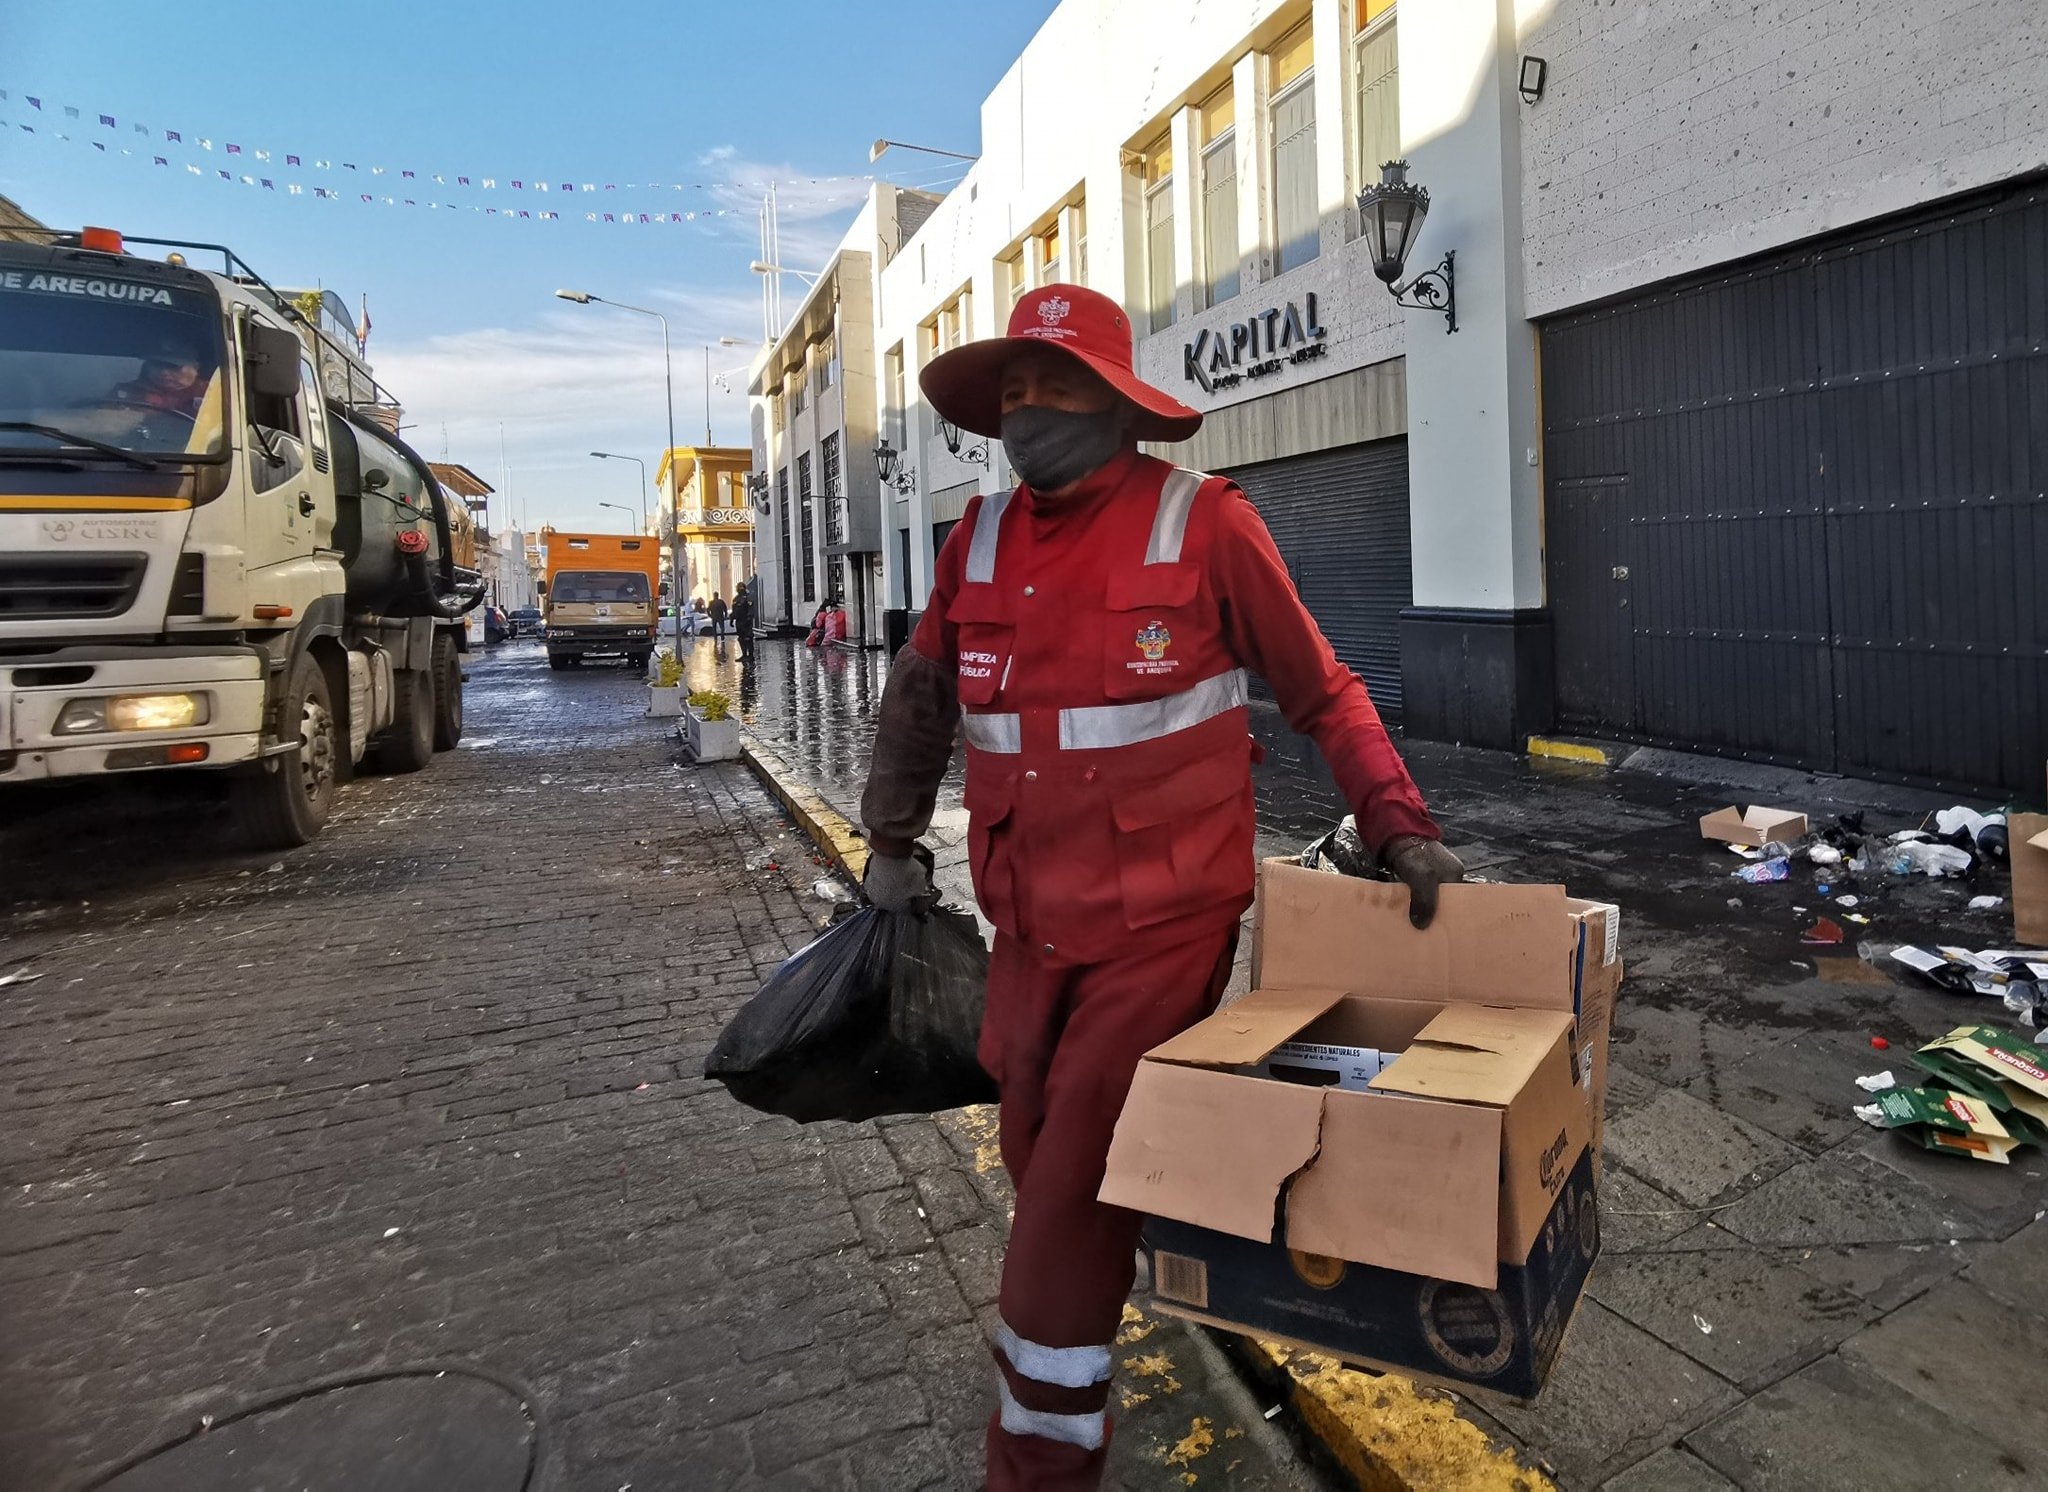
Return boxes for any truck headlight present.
[55,693,212,734]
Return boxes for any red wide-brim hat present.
[919,283,1203,444]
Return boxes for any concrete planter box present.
[685,708,741,762]
[647,684,684,718]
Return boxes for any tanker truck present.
[0,226,483,847]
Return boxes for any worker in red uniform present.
[860,284,1463,1489]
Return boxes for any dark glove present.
[1382,836,1466,930]
[862,845,935,915]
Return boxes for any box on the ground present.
[1141,1149,1600,1400]
[1102,864,1621,1398]
[2011,812,2048,946]
[1699,805,1809,847]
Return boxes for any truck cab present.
[539,531,659,670]
[0,228,480,846]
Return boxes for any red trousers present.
[979,924,1239,1491]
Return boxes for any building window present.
[884,344,907,448]
[1073,201,1088,286]
[797,452,816,601]
[1199,88,1239,307]
[1270,20,1319,273]
[1140,134,1175,333]
[813,334,838,396]
[792,370,808,415]
[1039,220,1062,284]
[1000,252,1027,309]
[1354,1,1399,196]
[821,431,841,497]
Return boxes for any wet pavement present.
[0,638,1308,1491]
[717,635,2048,1490]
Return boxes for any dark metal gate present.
[1542,177,2048,796]
[1225,437,1412,716]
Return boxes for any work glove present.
[862,845,935,916]
[1382,836,1467,930]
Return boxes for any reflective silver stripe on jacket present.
[963,488,1014,584]
[962,712,1022,753]
[1059,668,1248,750]
[1143,467,1204,565]
[964,668,1247,756]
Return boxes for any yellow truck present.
[540,529,659,670]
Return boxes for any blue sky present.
[0,0,1054,533]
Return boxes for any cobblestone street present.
[0,640,1300,1491]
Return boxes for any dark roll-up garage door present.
[1223,437,1411,716]
[1542,176,2048,797]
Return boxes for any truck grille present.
[0,554,148,620]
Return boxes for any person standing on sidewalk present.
[731,580,756,657]
[709,592,729,637]
[858,284,1462,1489]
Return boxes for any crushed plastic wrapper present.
[705,903,998,1123]
[1299,815,1382,879]
[1733,858,1791,884]
[1855,1070,1897,1092]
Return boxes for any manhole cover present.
[99,1369,540,1492]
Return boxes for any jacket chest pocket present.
[948,586,1014,708]
[1104,563,1204,701]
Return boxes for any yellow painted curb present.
[1526,736,1613,766]
[1248,1343,1554,1492]
[739,739,871,880]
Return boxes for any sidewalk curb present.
[1526,735,1616,767]
[739,735,1548,1492]
[740,738,870,880]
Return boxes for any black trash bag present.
[704,903,998,1123]
[1299,814,1386,879]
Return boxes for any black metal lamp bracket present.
[1391,250,1457,333]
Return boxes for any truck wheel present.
[370,669,435,774]
[628,652,650,671]
[230,655,339,849]
[548,654,567,671]
[432,633,463,750]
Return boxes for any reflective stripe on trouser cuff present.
[963,712,1022,753]
[1059,668,1247,750]
[996,1320,1113,1389]
[997,1379,1107,1450]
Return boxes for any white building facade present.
[750,0,2048,797]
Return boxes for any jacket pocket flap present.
[1106,564,1200,610]
[947,586,1014,626]
[1112,754,1247,831]
[963,768,1016,822]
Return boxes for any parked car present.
[508,606,542,639]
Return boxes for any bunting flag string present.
[0,84,875,201]
[0,116,760,226]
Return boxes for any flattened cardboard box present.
[1142,1149,1600,1401]
[1699,805,1809,848]
[1105,869,1598,1292]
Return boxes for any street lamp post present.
[590,451,647,533]
[555,287,682,614]
[703,336,745,445]
[869,139,979,164]
[597,501,637,534]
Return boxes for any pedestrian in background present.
[732,580,756,657]
[858,284,1462,1489]
[709,592,729,637]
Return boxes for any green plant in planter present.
[687,690,733,722]
[653,649,683,688]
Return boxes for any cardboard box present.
[1141,1148,1600,1401]
[1109,868,1608,1284]
[1699,805,1809,848]
[2011,813,2048,947]
[1243,1040,1389,1091]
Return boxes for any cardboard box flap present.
[1370,1006,1579,1107]
[1255,862,1576,1009]
[1100,1060,1325,1242]
[1148,986,1351,1067]
[1285,1088,1503,1289]
[1699,805,1808,847]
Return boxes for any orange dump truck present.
[539,529,661,670]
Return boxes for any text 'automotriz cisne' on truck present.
[0,227,486,847]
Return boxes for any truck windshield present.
[0,271,229,466]
[551,571,650,604]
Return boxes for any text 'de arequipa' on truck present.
[539,529,659,671]
[0,226,485,847]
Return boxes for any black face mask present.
[1000,404,1127,492]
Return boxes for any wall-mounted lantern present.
[1356,159,1456,334]
[874,438,917,493]
[936,414,991,469]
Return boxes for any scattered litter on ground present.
[1870,1036,1891,1050]
[1692,1313,1714,1335]
[1806,844,1844,866]
[1887,841,1973,878]
[0,969,44,988]
[1836,895,1860,908]
[1727,897,1744,909]
[811,878,854,904]
[382,1227,402,1239]
[1853,1103,1886,1127]
[1734,858,1791,884]
[1856,1070,1897,1091]
[1851,1024,2048,1162]
[1969,895,2005,911]
[1803,917,1845,945]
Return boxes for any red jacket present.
[873,448,1438,963]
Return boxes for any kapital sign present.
[1182,294,1328,394]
